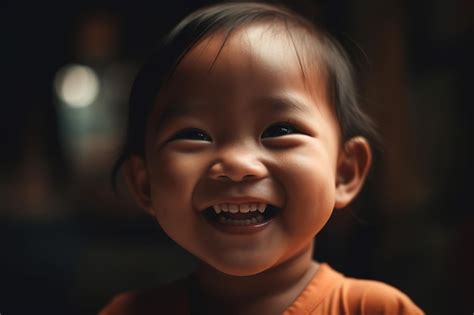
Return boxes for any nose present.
[208,144,268,182]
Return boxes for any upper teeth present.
[212,203,266,214]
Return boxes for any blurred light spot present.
[54,64,100,108]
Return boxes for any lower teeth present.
[218,214,264,226]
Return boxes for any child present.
[100,2,424,314]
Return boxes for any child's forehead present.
[193,24,294,61]
[160,23,327,103]
[145,23,340,148]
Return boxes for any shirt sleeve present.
[345,279,425,315]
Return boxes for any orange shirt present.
[99,263,424,315]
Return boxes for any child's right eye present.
[169,128,212,141]
[261,122,300,138]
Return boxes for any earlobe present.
[334,137,372,209]
[124,155,154,215]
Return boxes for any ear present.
[124,155,154,215]
[334,136,372,209]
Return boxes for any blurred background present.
[2,0,472,314]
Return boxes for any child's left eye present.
[169,128,212,141]
[261,122,300,138]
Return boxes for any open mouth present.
[202,203,281,226]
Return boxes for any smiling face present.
[126,24,367,276]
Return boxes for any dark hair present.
[111,2,380,189]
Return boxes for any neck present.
[192,241,319,315]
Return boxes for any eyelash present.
[261,122,300,139]
[169,128,212,141]
[169,122,300,142]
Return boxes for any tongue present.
[224,212,259,220]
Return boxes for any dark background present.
[2,0,473,314]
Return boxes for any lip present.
[204,213,276,235]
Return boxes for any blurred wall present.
[2,0,473,314]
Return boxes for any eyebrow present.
[157,101,213,124]
[260,95,310,114]
[157,94,311,123]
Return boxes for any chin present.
[217,266,264,277]
[205,255,277,277]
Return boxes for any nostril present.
[217,174,231,181]
[208,158,268,182]
[216,174,257,182]
[242,174,257,180]
[217,175,257,181]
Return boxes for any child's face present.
[134,25,352,276]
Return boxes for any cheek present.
[275,146,337,236]
[147,152,205,215]
[145,152,209,251]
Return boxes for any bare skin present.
[126,23,372,314]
